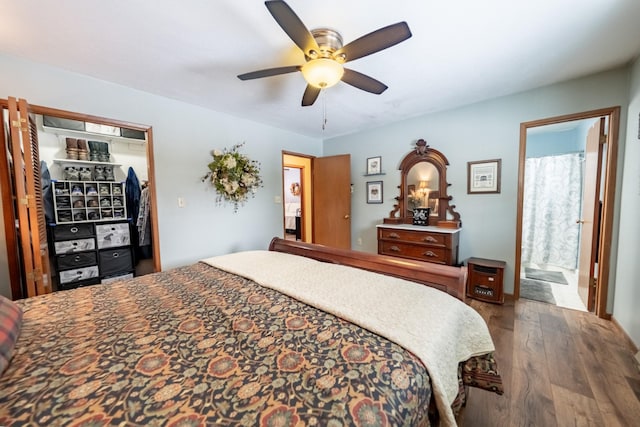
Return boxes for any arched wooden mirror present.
[385,139,461,227]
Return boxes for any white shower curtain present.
[521,153,583,270]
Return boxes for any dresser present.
[377,224,461,266]
[52,223,100,290]
[50,220,134,290]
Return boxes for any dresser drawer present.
[54,238,95,254]
[379,241,448,264]
[99,248,133,276]
[56,252,97,270]
[59,265,99,284]
[53,223,95,240]
[95,222,130,249]
[379,228,447,246]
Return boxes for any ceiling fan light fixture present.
[301,58,344,89]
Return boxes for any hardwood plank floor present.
[458,298,640,427]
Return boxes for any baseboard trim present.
[611,315,639,353]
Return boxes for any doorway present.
[0,98,161,299]
[283,152,312,243]
[283,166,303,241]
[281,151,352,249]
[515,107,620,318]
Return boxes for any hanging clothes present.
[136,187,151,258]
[125,167,141,223]
[40,160,54,224]
[125,167,142,260]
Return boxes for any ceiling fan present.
[237,0,412,106]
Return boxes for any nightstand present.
[466,257,506,304]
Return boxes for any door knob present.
[344,214,350,219]
[576,219,585,224]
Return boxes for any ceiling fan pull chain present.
[322,90,327,131]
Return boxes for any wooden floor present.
[458,298,640,427]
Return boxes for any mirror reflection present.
[406,162,439,216]
[384,139,461,227]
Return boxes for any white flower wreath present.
[202,143,263,212]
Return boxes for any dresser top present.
[376,223,462,234]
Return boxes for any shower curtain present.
[521,153,583,270]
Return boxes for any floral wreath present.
[202,142,263,212]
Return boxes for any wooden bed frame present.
[269,237,467,301]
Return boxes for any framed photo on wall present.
[366,181,383,204]
[366,156,382,175]
[467,159,501,194]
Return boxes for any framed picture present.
[467,159,501,194]
[366,156,382,175]
[366,181,383,204]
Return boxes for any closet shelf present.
[53,158,122,167]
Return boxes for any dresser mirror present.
[385,139,461,226]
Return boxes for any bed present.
[284,202,300,233]
[0,238,502,426]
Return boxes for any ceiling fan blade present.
[237,65,301,80]
[301,85,321,106]
[341,69,388,94]
[336,22,412,63]
[265,0,320,56]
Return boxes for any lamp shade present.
[301,58,344,89]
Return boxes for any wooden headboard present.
[268,237,467,301]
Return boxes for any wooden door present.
[577,118,604,311]
[312,154,351,249]
[7,97,52,297]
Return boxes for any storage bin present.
[59,265,99,284]
[56,251,97,270]
[99,247,133,276]
[53,238,95,255]
[95,222,130,249]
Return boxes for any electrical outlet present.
[177,197,185,208]
[357,237,363,246]
[274,196,282,204]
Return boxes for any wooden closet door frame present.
[8,97,52,296]
[0,99,22,299]
[0,99,162,299]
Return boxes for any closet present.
[0,97,160,299]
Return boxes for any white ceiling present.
[1,0,640,139]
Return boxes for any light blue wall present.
[613,56,640,347]
[0,53,322,297]
[1,53,638,348]
[324,67,630,305]
[526,129,584,158]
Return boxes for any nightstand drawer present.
[379,241,448,264]
[379,228,447,246]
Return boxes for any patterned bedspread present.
[0,262,501,426]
